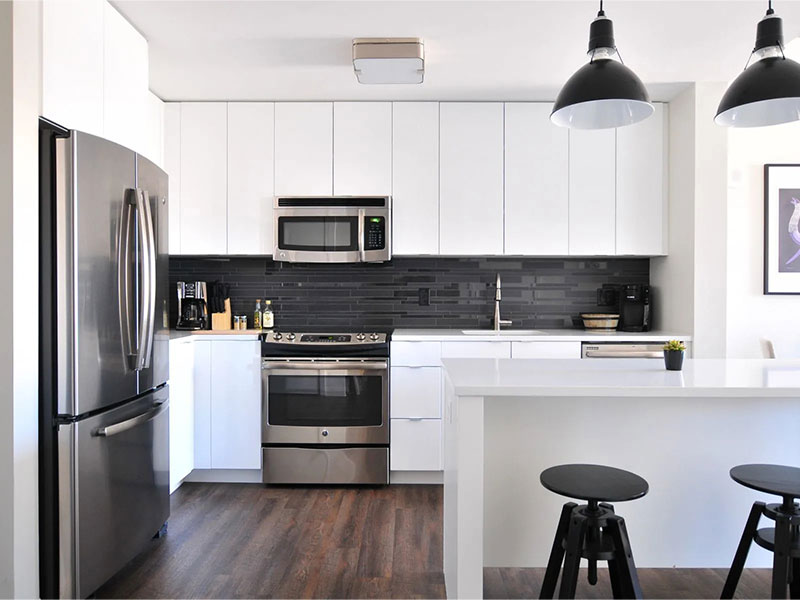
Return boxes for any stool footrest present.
[754,527,800,558]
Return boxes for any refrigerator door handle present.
[119,190,138,370]
[134,188,157,371]
[92,400,168,438]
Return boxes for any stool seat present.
[540,464,649,503]
[730,464,800,499]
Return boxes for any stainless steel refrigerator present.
[39,119,170,599]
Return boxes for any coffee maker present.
[176,281,208,330]
[618,284,651,332]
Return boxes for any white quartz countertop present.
[392,328,691,342]
[442,358,800,397]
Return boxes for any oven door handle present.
[262,360,388,371]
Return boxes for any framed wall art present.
[764,164,800,294]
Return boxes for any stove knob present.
[356,333,366,341]
[273,332,282,340]
[369,333,380,341]
[287,333,296,341]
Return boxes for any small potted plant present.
[663,340,686,371]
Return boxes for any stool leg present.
[540,502,577,599]
[721,501,766,599]
[558,513,588,600]
[773,514,792,599]
[607,515,643,599]
[790,558,800,599]
[607,557,624,599]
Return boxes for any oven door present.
[262,359,389,445]
[273,207,362,263]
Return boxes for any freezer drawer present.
[262,446,388,484]
[59,387,170,598]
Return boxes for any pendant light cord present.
[598,0,605,17]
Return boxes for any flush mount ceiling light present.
[716,1,800,127]
[352,38,424,84]
[551,1,653,129]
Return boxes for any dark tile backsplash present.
[169,256,649,331]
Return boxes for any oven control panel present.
[262,331,387,345]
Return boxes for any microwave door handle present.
[358,208,366,262]
[119,190,137,370]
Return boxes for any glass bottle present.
[262,300,274,328]
[254,299,262,329]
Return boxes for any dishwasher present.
[581,342,676,359]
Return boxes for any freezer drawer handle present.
[93,401,168,438]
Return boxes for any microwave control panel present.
[364,216,386,250]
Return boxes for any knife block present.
[211,299,232,330]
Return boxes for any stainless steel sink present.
[461,329,545,336]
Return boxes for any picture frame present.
[764,164,800,294]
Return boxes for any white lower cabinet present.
[511,341,581,358]
[209,340,262,469]
[391,367,441,419]
[391,419,443,471]
[441,341,511,359]
[193,340,212,468]
[169,338,195,493]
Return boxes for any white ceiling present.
[113,0,800,102]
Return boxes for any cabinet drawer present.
[390,419,442,471]
[511,341,581,359]
[441,341,511,359]
[391,367,441,418]
[391,341,441,366]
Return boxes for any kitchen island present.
[441,358,800,599]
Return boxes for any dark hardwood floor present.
[96,483,772,599]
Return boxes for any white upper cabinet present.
[180,103,228,255]
[42,0,105,137]
[616,104,668,256]
[568,128,616,255]
[164,104,181,254]
[275,103,333,196]
[504,103,569,255]
[103,2,149,156]
[333,102,392,195]
[145,92,164,168]
[392,102,439,255]
[227,103,275,255]
[439,103,504,255]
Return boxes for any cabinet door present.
[390,367,442,418]
[275,103,333,195]
[168,339,194,492]
[392,102,439,255]
[511,341,581,358]
[333,102,392,195]
[227,103,275,255]
[569,128,616,255]
[103,2,149,155]
[505,103,569,255]
[42,0,104,137]
[210,341,262,469]
[440,341,511,359]
[391,419,442,471]
[193,340,212,469]
[180,103,227,254]
[163,104,181,254]
[616,104,667,256]
[439,103,504,255]
[145,92,164,168]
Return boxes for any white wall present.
[0,2,15,596]
[12,2,42,596]
[651,86,695,336]
[726,122,800,358]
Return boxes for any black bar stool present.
[539,463,649,600]
[721,464,800,599]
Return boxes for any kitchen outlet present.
[418,288,430,306]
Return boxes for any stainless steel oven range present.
[260,331,390,484]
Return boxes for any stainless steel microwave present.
[272,196,391,263]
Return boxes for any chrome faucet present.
[493,273,513,331]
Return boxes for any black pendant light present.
[551,0,653,129]
[716,1,800,127]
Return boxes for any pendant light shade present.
[716,3,800,127]
[551,3,653,129]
